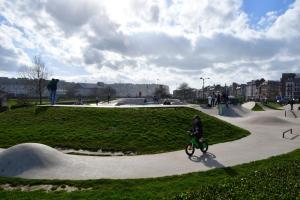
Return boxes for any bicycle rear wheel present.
[200,141,208,153]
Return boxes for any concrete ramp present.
[242,102,255,110]
[219,105,251,117]
[0,143,66,177]
[243,115,293,126]
[115,98,146,106]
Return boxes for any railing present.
[283,129,293,138]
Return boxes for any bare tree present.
[178,82,190,90]
[175,83,194,100]
[154,85,169,99]
[20,55,48,105]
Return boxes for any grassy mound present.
[0,106,249,154]
[252,103,264,111]
[263,102,283,110]
[0,149,299,199]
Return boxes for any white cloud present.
[0,0,300,91]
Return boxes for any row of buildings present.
[172,73,300,102]
[199,73,300,101]
[0,72,299,101]
[0,77,170,98]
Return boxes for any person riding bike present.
[191,115,204,142]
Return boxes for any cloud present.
[268,0,300,38]
[0,0,300,91]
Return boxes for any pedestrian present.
[217,93,221,105]
[225,94,229,108]
[290,98,294,110]
[96,97,99,106]
[211,92,215,107]
[207,96,212,107]
[47,78,59,105]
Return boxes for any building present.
[236,84,246,99]
[0,77,34,97]
[108,83,169,97]
[0,77,170,98]
[71,83,107,97]
[281,73,300,99]
[228,82,238,97]
[245,79,265,100]
[259,80,281,101]
[245,80,257,100]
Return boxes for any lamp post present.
[200,77,210,99]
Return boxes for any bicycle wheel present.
[185,143,195,156]
[200,141,208,153]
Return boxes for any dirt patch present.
[56,148,136,156]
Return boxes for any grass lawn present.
[252,103,264,111]
[263,102,283,110]
[0,149,299,199]
[0,107,249,154]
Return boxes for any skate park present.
[0,101,299,180]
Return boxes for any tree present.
[175,82,192,100]
[154,85,169,99]
[20,55,48,105]
[178,82,189,91]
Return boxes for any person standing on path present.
[207,96,212,107]
[47,78,59,105]
[289,98,294,110]
[211,92,216,107]
[96,97,99,106]
[216,93,221,105]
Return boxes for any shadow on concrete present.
[288,134,300,140]
[188,152,239,177]
[188,152,223,168]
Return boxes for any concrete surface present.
[0,105,299,180]
[241,101,255,110]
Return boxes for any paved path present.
[0,105,299,180]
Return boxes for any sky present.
[0,0,299,91]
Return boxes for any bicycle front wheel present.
[185,143,195,156]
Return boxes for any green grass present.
[0,149,299,199]
[252,103,264,111]
[0,107,249,154]
[263,102,283,110]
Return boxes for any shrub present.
[10,104,33,110]
[173,160,300,200]
[10,97,33,110]
[0,106,8,113]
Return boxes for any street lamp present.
[200,77,210,99]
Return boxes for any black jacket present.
[192,119,203,138]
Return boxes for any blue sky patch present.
[242,0,295,27]
[0,15,6,23]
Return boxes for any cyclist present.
[191,115,203,142]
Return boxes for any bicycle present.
[185,131,208,156]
